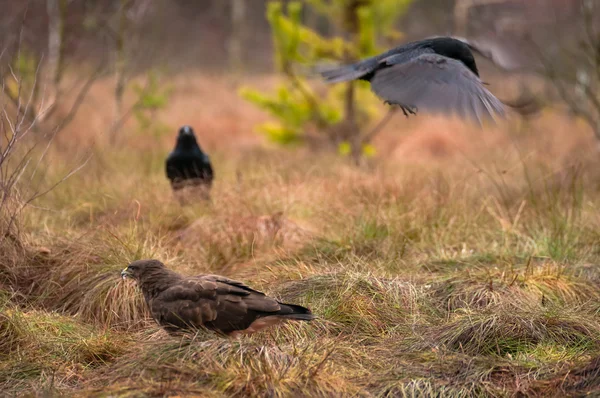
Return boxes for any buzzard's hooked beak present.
[121,267,132,280]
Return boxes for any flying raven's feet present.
[383,101,417,118]
[399,105,417,118]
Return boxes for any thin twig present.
[284,65,327,129]
[50,61,109,134]
[361,107,398,145]
[106,77,152,139]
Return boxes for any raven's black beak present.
[180,126,193,136]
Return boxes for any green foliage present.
[241,0,413,156]
[305,0,412,39]
[5,49,39,99]
[132,70,174,139]
[357,7,377,57]
[338,141,376,157]
[14,50,38,83]
[240,83,343,146]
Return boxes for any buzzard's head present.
[121,259,166,282]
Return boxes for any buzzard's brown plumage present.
[121,259,315,336]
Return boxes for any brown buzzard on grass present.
[121,259,315,337]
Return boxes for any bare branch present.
[50,61,108,134]
[107,74,152,140]
[0,4,90,241]
[16,55,43,135]
[283,64,328,129]
[361,107,397,145]
[526,12,600,141]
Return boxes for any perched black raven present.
[320,36,512,123]
[165,125,214,199]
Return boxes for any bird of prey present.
[121,259,315,337]
[165,125,214,199]
[320,36,517,123]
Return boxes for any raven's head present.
[175,125,201,150]
[179,125,194,137]
[428,37,480,77]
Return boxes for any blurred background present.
[0,0,599,192]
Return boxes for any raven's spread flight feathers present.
[320,36,507,123]
[121,260,315,336]
[166,125,214,192]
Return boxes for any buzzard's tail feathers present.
[278,302,316,321]
[282,313,316,321]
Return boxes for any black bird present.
[320,36,510,124]
[166,125,214,198]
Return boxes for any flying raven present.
[121,259,315,337]
[165,125,214,200]
[320,36,517,123]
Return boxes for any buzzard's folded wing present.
[152,276,313,335]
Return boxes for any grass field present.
[1,74,600,397]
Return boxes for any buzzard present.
[121,259,315,336]
[165,125,214,199]
[320,36,516,123]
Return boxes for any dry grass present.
[1,73,600,397]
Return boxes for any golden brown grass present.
[1,74,600,396]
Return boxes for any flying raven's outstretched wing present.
[369,52,506,123]
[319,36,542,123]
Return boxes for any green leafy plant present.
[132,70,174,139]
[3,49,39,108]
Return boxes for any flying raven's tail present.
[316,63,367,84]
